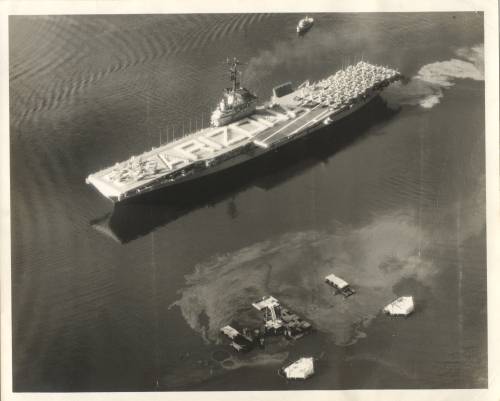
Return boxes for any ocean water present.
[9,13,486,391]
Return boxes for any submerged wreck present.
[220,296,313,353]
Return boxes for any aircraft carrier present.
[86,59,401,202]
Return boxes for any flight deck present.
[86,61,401,202]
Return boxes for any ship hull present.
[104,90,382,203]
[297,24,313,34]
[86,61,402,203]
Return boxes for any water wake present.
[382,44,484,109]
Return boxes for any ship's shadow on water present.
[90,97,398,244]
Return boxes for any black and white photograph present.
[1,1,499,400]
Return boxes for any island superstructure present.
[86,60,401,202]
[210,58,257,127]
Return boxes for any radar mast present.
[227,57,243,92]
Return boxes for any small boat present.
[325,273,355,297]
[220,325,254,352]
[280,357,315,380]
[383,296,415,317]
[297,16,314,34]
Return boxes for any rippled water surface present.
[10,13,486,391]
